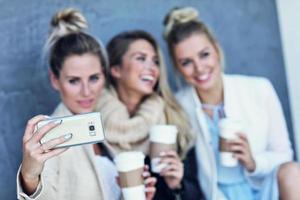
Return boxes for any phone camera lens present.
[89,125,95,131]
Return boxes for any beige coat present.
[17,103,109,200]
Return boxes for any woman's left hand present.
[229,133,256,172]
[143,165,157,200]
[159,150,183,189]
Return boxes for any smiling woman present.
[97,30,193,156]
[174,33,223,105]
[163,6,300,200]
[96,30,203,200]
[16,8,157,200]
[109,39,160,112]
[50,53,105,114]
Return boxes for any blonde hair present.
[163,7,199,39]
[157,48,195,158]
[106,30,194,157]
[164,6,225,71]
[45,8,88,52]
[44,8,108,78]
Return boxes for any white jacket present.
[176,74,293,200]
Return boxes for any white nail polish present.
[159,151,166,157]
[144,179,149,185]
[64,133,72,140]
[44,115,51,119]
[142,172,148,177]
[54,119,62,125]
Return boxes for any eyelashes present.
[68,78,80,85]
[68,74,101,85]
[178,51,211,67]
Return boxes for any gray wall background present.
[0,0,293,199]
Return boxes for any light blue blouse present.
[202,103,258,200]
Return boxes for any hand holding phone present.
[21,115,70,195]
[36,112,105,148]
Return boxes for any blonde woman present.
[163,6,300,200]
[97,30,203,199]
[17,8,156,200]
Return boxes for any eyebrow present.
[200,47,210,52]
[177,58,190,63]
[130,51,147,58]
[131,51,159,60]
[65,76,79,79]
[177,46,211,61]
[65,72,101,79]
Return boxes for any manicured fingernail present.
[144,187,154,192]
[64,133,72,140]
[144,178,151,185]
[159,151,166,156]
[44,115,51,119]
[54,119,62,125]
[142,171,149,177]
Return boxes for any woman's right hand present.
[159,150,183,190]
[20,115,72,195]
[143,165,157,200]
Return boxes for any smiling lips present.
[78,99,94,108]
[194,72,211,84]
[140,74,156,86]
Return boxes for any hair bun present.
[164,7,199,38]
[51,8,88,36]
[44,8,88,55]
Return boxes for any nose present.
[81,82,91,97]
[145,59,158,71]
[194,59,205,74]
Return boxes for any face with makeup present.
[174,33,222,95]
[50,53,105,114]
[111,39,160,98]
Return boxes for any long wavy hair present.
[106,30,194,157]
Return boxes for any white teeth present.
[197,74,209,81]
[141,75,154,81]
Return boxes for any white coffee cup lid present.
[149,125,178,144]
[114,151,145,172]
[219,118,242,129]
[219,118,244,138]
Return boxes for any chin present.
[135,86,153,95]
[72,107,94,114]
[191,76,212,88]
[83,106,95,112]
[196,82,216,93]
[142,89,155,96]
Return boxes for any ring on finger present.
[40,142,49,153]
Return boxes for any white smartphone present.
[36,112,105,148]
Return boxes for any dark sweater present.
[147,147,204,200]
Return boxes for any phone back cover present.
[37,112,105,148]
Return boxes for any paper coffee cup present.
[219,118,243,167]
[149,125,178,173]
[114,151,146,200]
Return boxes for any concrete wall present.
[0,0,292,199]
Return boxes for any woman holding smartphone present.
[96,30,203,199]
[163,6,300,200]
[17,8,156,200]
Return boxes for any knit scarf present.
[96,88,166,155]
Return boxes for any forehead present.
[126,39,156,55]
[174,33,215,57]
[61,53,102,75]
